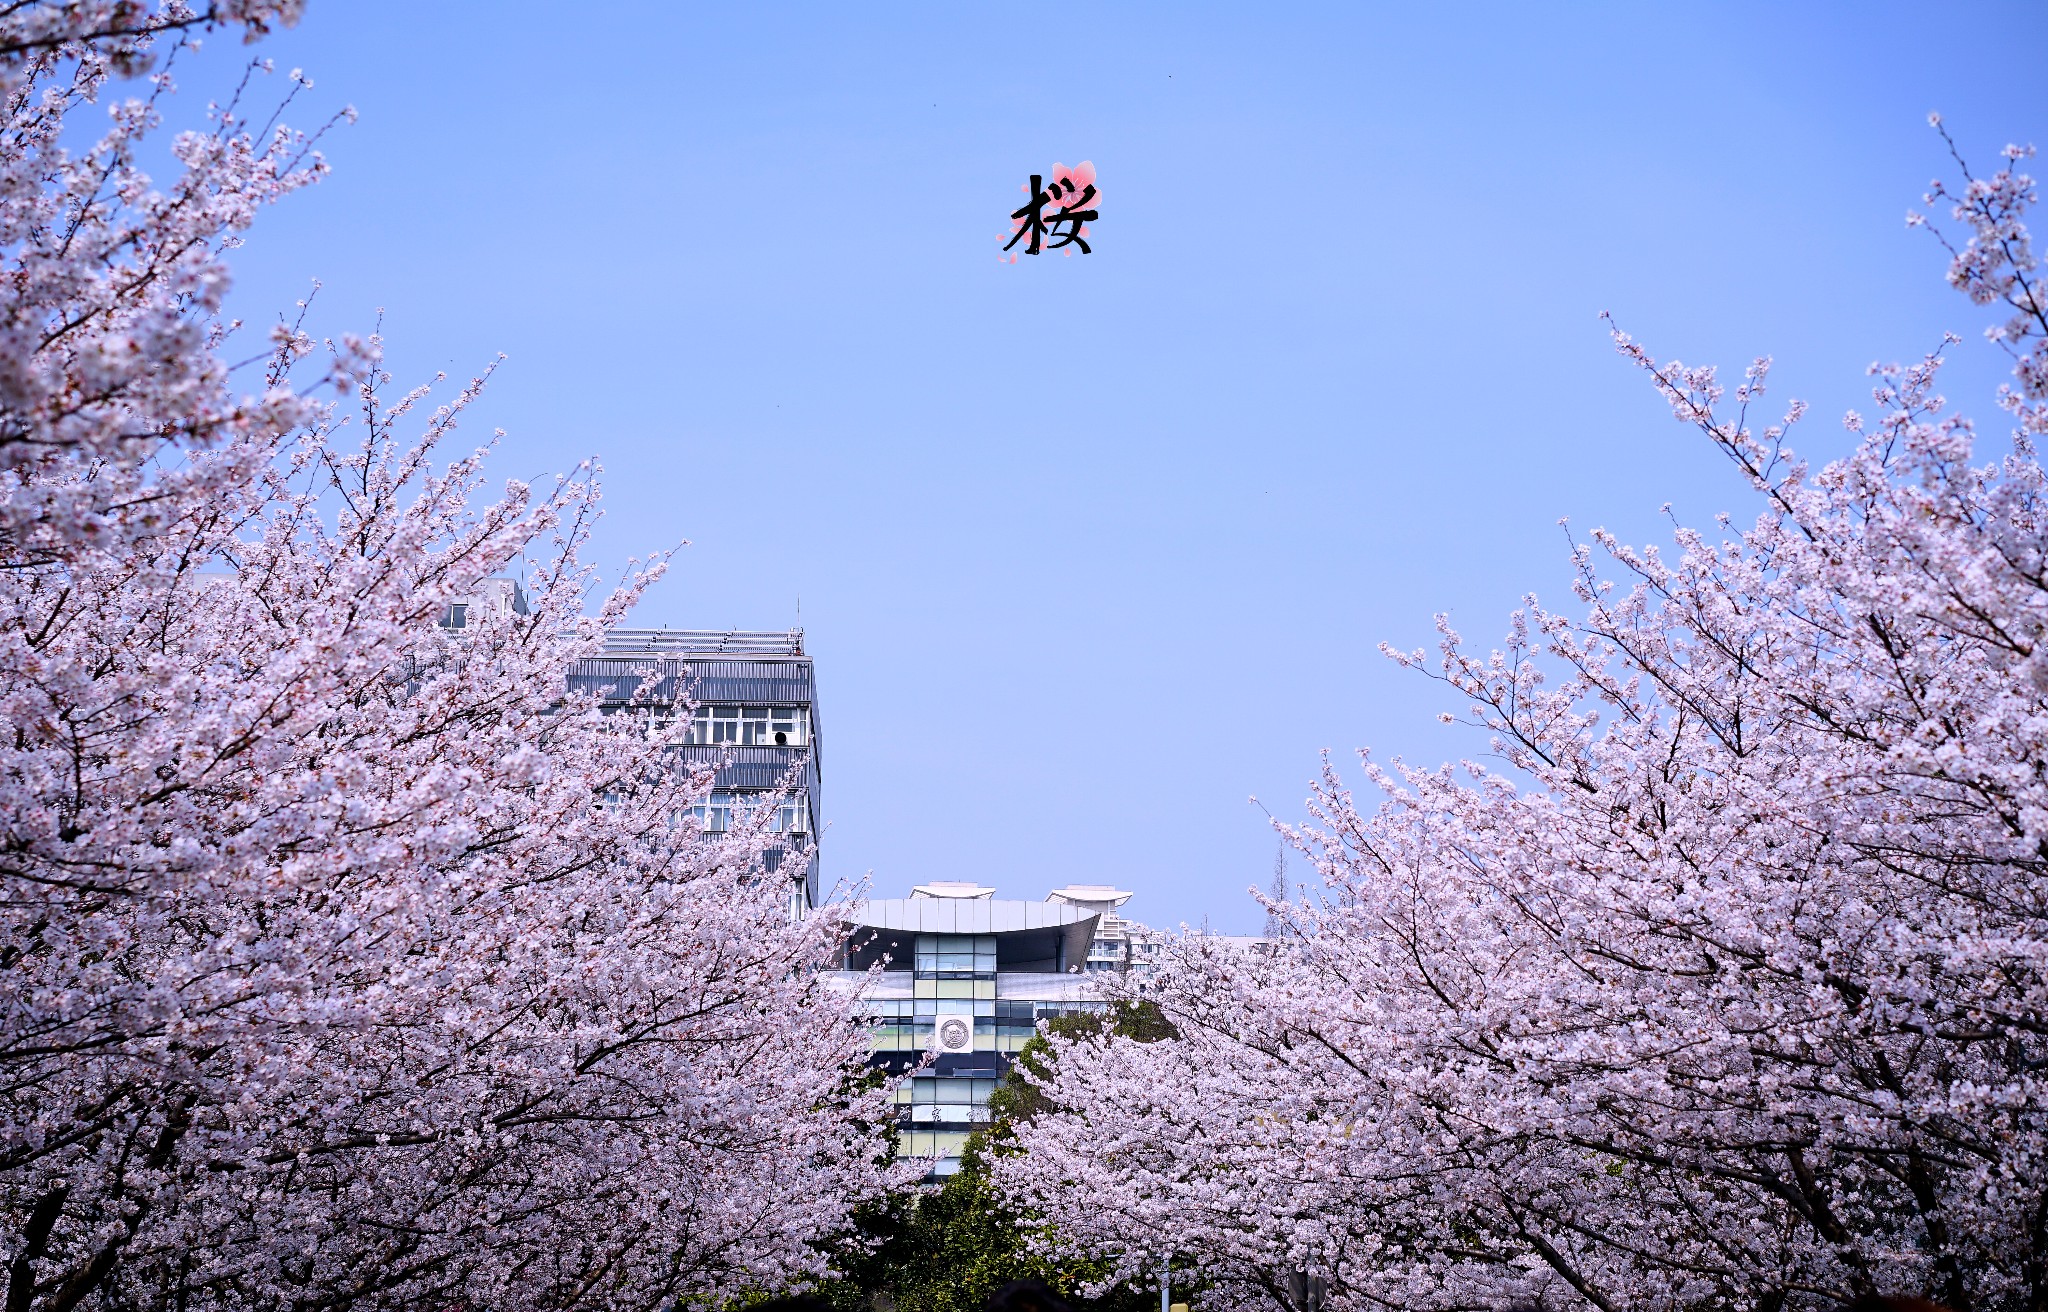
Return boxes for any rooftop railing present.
[602,629,805,657]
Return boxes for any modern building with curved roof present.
[825,886,1154,1176]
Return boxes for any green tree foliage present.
[817,1004,1174,1312]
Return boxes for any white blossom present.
[998,128,2048,1312]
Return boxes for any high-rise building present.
[1048,885,1151,973]
[566,625,823,914]
[827,884,1161,1177]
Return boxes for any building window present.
[688,792,809,837]
[686,706,809,747]
[914,934,996,977]
[693,706,724,743]
[690,705,741,744]
[995,998,1045,1051]
[863,995,1006,1053]
[897,1130,972,1161]
[912,978,994,1001]
[991,999,1107,1051]
[691,795,734,832]
[862,998,919,1052]
[899,1075,997,1125]
[439,603,468,630]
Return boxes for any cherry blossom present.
[998,129,2048,1312]
[0,7,906,1309]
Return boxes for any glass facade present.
[897,932,997,1171]
[862,995,1101,1056]
[893,1074,995,1161]
[877,935,997,1053]
[854,929,1111,1175]
[915,934,996,976]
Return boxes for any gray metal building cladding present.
[841,899,1100,974]
[569,629,823,908]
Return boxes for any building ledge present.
[997,972,1103,1001]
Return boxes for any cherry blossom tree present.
[998,126,2048,1312]
[0,0,331,553]
[1,7,904,1309]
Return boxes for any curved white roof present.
[910,881,996,899]
[843,897,1097,935]
[1046,884,1134,908]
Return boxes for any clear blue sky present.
[198,2,2045,932]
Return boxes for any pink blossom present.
[997,125,2048,1312]
[0,8,908,1309]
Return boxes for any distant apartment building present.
[434,577,529,632]
[440,580,825,916]
[826,882,1164,1177]
[571,626,822,913]
[1047,884,1168,975]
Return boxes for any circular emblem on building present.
[938,1018,971,1051]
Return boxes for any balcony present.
[675,744,812,791]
